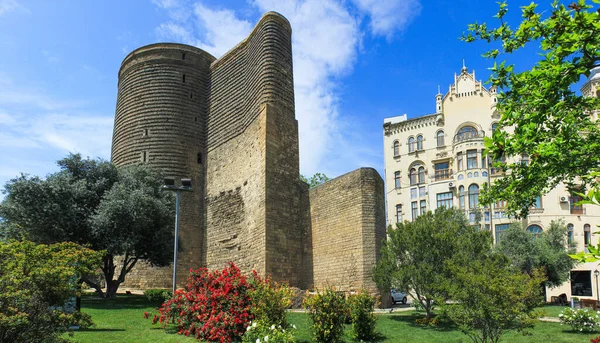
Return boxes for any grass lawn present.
[67,294,596,343]
[536,304,571,318]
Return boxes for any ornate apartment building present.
[383,65,600,299]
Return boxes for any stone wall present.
[309,168,386,293]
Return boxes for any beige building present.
[383,65,600,300]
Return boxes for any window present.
[395,205,402,223]
[197,152,202,164]
[456,126,478,142]
[408,137,415,153]
[419,186,426,197]
[420,200,426,215]
[409,168,417,185]
[411,201,418,220]
[142,128,148,137]
[434,162,450,181]
[495,223,510,243]
[527,225,543,239]
[532,196,542,209]
[468,184,479,209]
[568,224,574,244]
[521,154,530,166]
[482,171,488,177]
[467,149,478,169]
[141,151,147,162]
[394,171,401,189]
[571,271,592,296]
[457,152,463,171]
[481,151,486,168]
[437,192,453,208]
[570,194,584,214]
[182,52,186,60]
[494,199,507,208]
[418,167,425,184]
[410,188,417,199]
[437,131,445,147]
[459,186,465,209]
[491,122,498,133]
[393,141,400,156]
[416,135,423,151]
[182,74,186,83]
[584,224,591,245]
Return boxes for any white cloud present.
[350,0,421,39]
[152,0,419,177]
[0,0,20,16]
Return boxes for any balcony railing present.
[454,130,485,144]
[434,169,452,181]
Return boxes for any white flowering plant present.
[242,320,296,343]
[558,307,600,332]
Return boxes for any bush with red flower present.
[152,262,253,343]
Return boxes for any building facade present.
[383,65,600,300]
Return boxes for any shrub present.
[347,290,378,341]
[592,335,600,343]
[242,320,296,343]
[153,262,253,343]
[303,286,347,343]
[559,308,600,332]
[248,271,293,327]
[0,240,102,342]
[144,289,172,305]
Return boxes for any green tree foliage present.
[496,220,576,291]
[463,0,600,217]
[0,240,102,342]
[373,207,491,319]
[0,154,174,298]
[444,254,545,343]
[303,286,347,343]
[300,173,330,188]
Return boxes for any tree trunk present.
[100,252,139,299]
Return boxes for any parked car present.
[391,289,407,304]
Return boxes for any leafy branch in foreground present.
[464,0,600,217]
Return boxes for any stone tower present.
[111,12,386,294]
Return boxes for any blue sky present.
[0,0,553,190]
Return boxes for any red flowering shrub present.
[592,336,600,343]
[153,262,253,343]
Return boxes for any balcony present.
[453,130,485,144]
[434,169,452,181]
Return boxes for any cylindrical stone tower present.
[111,43,216,287]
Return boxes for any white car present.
[390,289,407,305]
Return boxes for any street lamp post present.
[162,177,193,294]
[595,270,599,302]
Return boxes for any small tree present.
[0,154,175,298]
[444,254,545,343]
[373,207,491,319]
[0,240,102,342]
[496,220,577,301]
[300,173,330,188]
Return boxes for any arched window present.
[393,141,400,156]
[456,125,479,142]
[416,135,423,150]
[394,171,401,189]
[527,225,543,239]
[409,168,417,185]
[585,224,591,245]
[482,171,488,177]
[468,184,479,208]
[408,137,415,152]
[491,122,499,133]
[459,186,465,209]
[437,131,445,147]
[418,167,425,184]
[568,224,574,244]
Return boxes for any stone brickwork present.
[309,168,386,293]
[110,12,385,295]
